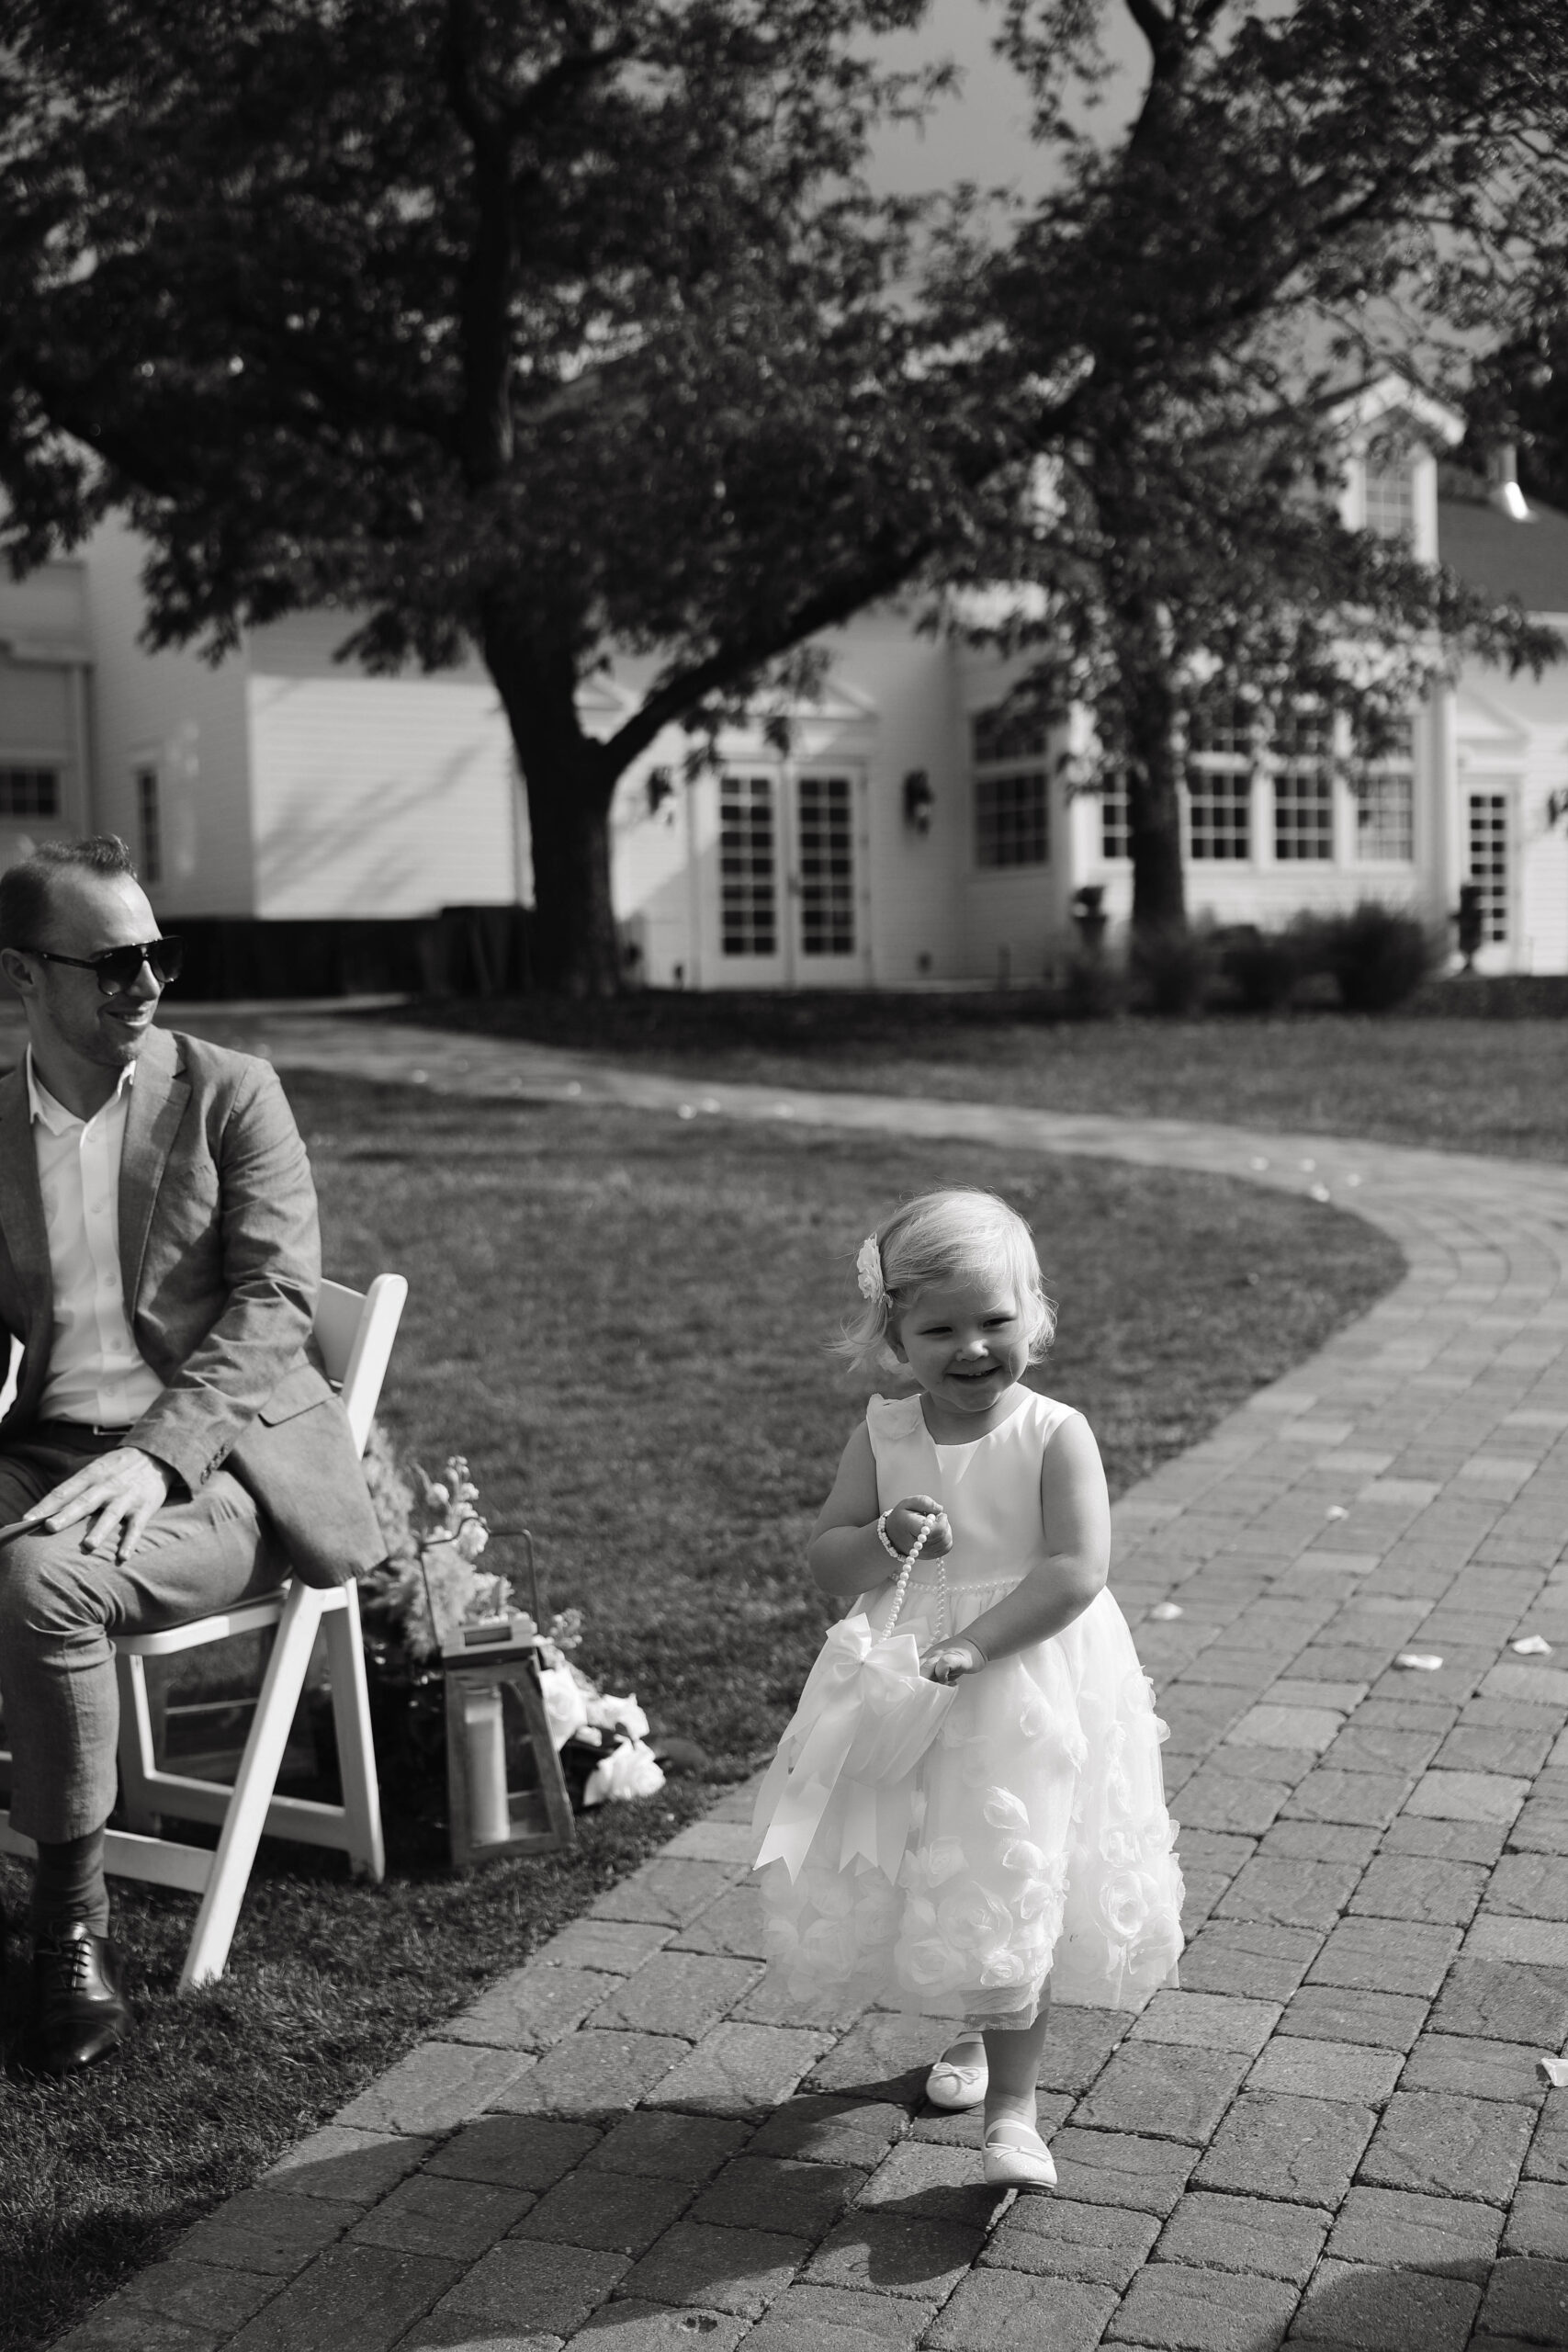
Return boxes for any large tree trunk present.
[479,598,624,996]
[1113,601,1187,938]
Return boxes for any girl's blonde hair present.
[835,1188,1056,1380]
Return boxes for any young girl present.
[752,1189,1183,2188]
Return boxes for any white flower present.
[539,1665,591,1749]
[799,1917,859,1978]
[800,1868,856,1921]
[855,1233,886,1303]
[587,1690,650,1742]
[582,1736,666,1805]
[936,1884,1015,1950]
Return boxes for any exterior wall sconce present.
[903,770,935,833]
[1547,787,1568,829]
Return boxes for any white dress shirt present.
[28,1048,164,1428]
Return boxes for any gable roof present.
[1438,475,1568,616]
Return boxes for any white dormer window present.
[1363,439,1416,545]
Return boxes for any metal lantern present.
[435,1530,576,1871]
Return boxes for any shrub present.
[1319,899,1435,1013]
[1129,923,1216,1017]
[1217,925,1302,1014]
[1061,949,1124,1020]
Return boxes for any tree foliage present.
[0,0,979,987]
[935,0,1568,930]
[2,0,1567,975]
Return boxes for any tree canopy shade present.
[2,1,1567,978]
[937,0,1568,932]
[0,0,982,989]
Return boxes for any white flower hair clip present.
[855,1232,887,1305]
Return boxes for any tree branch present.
[1121,0,1175,62]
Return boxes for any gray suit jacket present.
[0,1025,385,1587]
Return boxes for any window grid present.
[1356,719,1415,863]
[1355,773,1414,863]
[796,774,855,956]
[1100,776,1129,860]
[975,769,1049,868]
[135,765,163,887]
[1467,793,1509,943]
[971,706,1048,766]
[1273,709,1334,862]
[1185,695,1253,861]
[0,766,59,819]
[718,774,778,956]
[1364,452,1416,543]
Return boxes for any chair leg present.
[179,1584,325,1992]
[115,1651,164,1837]
[321,1586,385,1883]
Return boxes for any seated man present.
[0,836,385,2071]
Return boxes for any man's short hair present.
[0,837,139,956]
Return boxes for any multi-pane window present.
[796,774,854,956]
[972,711,1049,868]
[1364,444,1416,543]
[718,773,777,956]
[972,706,1048,765]
[135,764,163,886]
[1273,708,1334,861]
[1100,775,1129,860]
[1185,694,1253,860]
[976,772,1049,867]
[1467,792,1509,943]
[1356,720,1415,863]
[0,766,59,818]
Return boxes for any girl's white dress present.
[752,1390,1184,2030]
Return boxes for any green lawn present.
[405,990,1568,1162]
[0,1074,1404,2350]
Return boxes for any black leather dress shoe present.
[31,1923,135,2073]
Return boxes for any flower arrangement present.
[358,1427,664,1809]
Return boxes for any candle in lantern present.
[462,1684,510,1844]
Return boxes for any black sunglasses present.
[26,937,185,994]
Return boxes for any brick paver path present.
[51,1019,1568,2352]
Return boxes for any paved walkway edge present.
[50,1035,1568,2352]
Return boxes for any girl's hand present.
[921,1638,985,1684]
[888,1496,953,1557]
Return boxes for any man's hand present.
[20,1447,173,1560]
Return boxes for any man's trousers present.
[0,1426,288,1843]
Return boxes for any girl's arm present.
[926,1413,1110,1672]
[808,1424,951,1601]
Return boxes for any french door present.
[716,767,863,985]
[1466,786,1513,953]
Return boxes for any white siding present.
[246,666,523,919]
[82,516,257,915]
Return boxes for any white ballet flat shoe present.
[925,2041,987,2111]
[981,2117,1056,2189]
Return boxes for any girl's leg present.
[981,1984,1052,2129]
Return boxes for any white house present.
[2,387,1565,986]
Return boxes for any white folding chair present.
[0,1272,407,1988]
